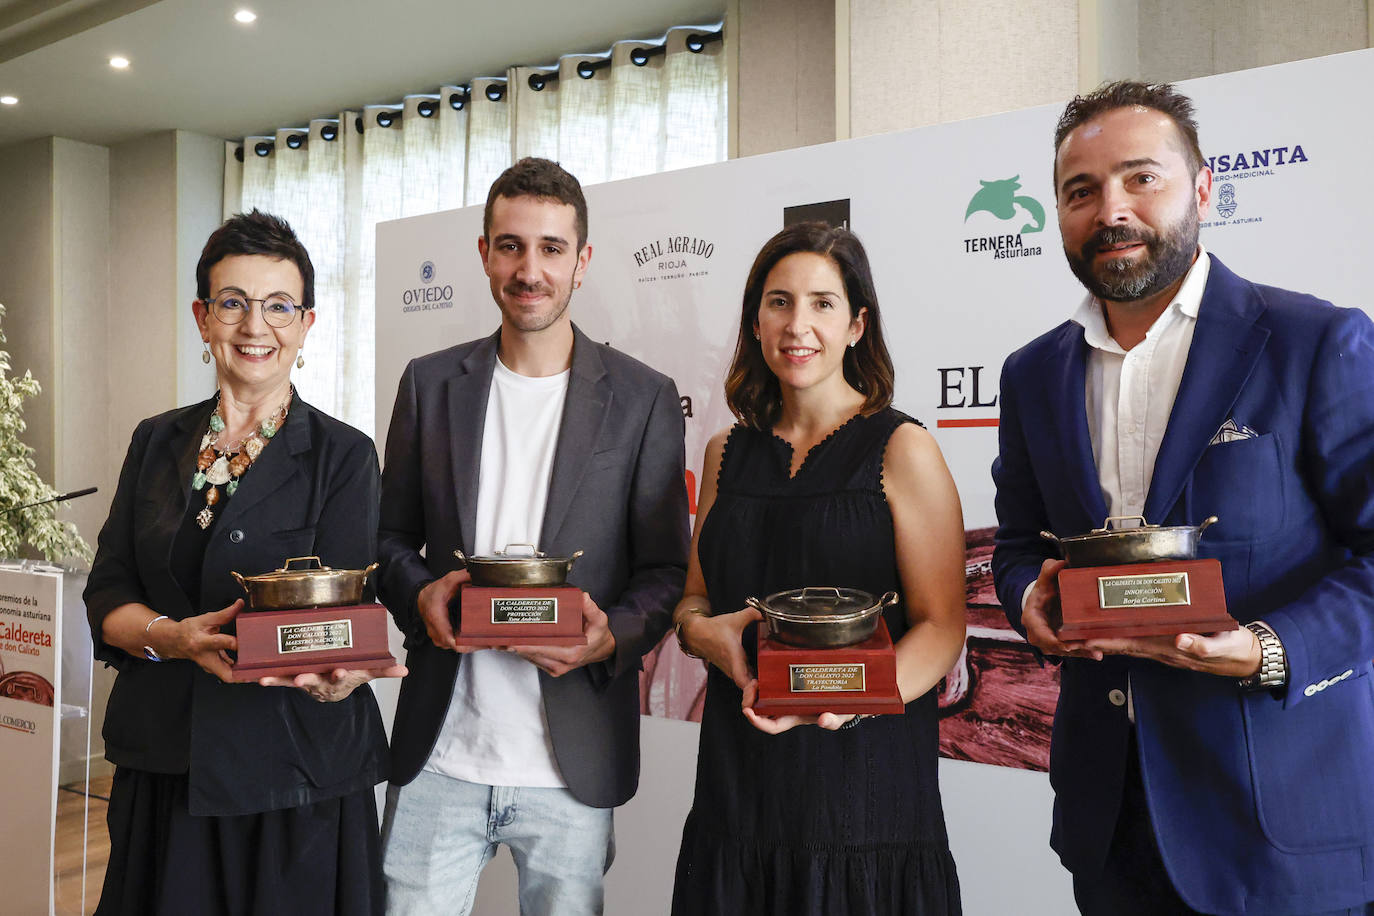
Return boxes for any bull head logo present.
[965,176,1045,234]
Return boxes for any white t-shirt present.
[424,357,570,787]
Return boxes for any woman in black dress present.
[672,222,967,914]
[84,211,405,915]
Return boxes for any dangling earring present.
[296,353,305,369]
[201,342,211,364]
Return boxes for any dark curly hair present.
[484,157,588,250]
[1054,80,1204,180]
[196,209,315,311]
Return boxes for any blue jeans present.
[381,769,614,916]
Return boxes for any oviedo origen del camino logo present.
[963,176,1044,260]
[401,259,454,313]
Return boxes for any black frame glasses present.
[205,292,310,328]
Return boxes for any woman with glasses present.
[84,210,403,915]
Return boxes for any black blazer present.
[84,395,389,817]
[377,325,689,808]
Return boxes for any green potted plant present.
[0,303,92,564]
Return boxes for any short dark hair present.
[483,157,588,250]
[725,222,895,430]
[1054,80,1205,179]
[196,209,316,311]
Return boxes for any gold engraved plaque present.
[277,619,353,654]
[788,663,866,693]
[1097,572,1191,609]
[491,597,558,625]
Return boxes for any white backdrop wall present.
[373,49,1374,914]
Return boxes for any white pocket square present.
[1209,418,1259,445]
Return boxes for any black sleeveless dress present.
[672,409,961,915]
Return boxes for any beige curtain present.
[224,25,726,438]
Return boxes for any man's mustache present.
[505,282,554,297]
[1081,226,1153,260]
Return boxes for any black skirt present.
[673,414,961,915]
[96,767,384,916]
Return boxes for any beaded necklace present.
[191,388,293,529]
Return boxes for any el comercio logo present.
[963,176,1044,261]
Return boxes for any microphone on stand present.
[0,487,98,516]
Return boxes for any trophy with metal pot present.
[229,556,397,682]
[749,587,906,717]
[1042,516,1236,640]
[452,544,587,646]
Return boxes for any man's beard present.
[1064,208,1199,303]
[500,281,573,332]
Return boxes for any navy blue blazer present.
[992,255,1374,914]
[85,396,389,817]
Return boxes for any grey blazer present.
[377,324,689,807]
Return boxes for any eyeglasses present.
[206,292,310,328]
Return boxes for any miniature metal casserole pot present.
[231,556,378,610]
[453,544,584,588]
[1040,515,1218,568]
[746,587,899,649]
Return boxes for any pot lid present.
[1059,516,1208,543]
[458,544,579,564]
[236,556,367,582]
[755,586,885,622]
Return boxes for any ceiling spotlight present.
[0,96,17,105]
[109,56,130,69]
[234,9,256,24]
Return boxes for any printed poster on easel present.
[0,565,63,916]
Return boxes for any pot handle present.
[231,570,248,593]
[1040,530,1064,557]
[566,549,584,570]
[1197,515,1219,537]
[282,556,328,572]
[362,562,379,577]
[1095,515,1151,532]
[453,548,467,567]
[745,596,768,614]
[878,591,900,608]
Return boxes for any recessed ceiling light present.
[109,56,130,69]
[0,96,17,106]
[234,9,256,23]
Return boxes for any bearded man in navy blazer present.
[376,158,688,915]
[992,81,1374,914]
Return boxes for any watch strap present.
[1239,621,1286,690]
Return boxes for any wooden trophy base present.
[753,617,905,716]
[230,603,397,682]
[454,586,588,647]
[1054,558,1235,640]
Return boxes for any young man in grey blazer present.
[376,157,690,915]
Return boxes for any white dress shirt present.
[1024,247,1212,720]
[1076,246,1210,522]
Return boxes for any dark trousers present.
[1072,732,1198,915]
[1073,732,1374,916]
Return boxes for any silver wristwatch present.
[1239,621,1287,690]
